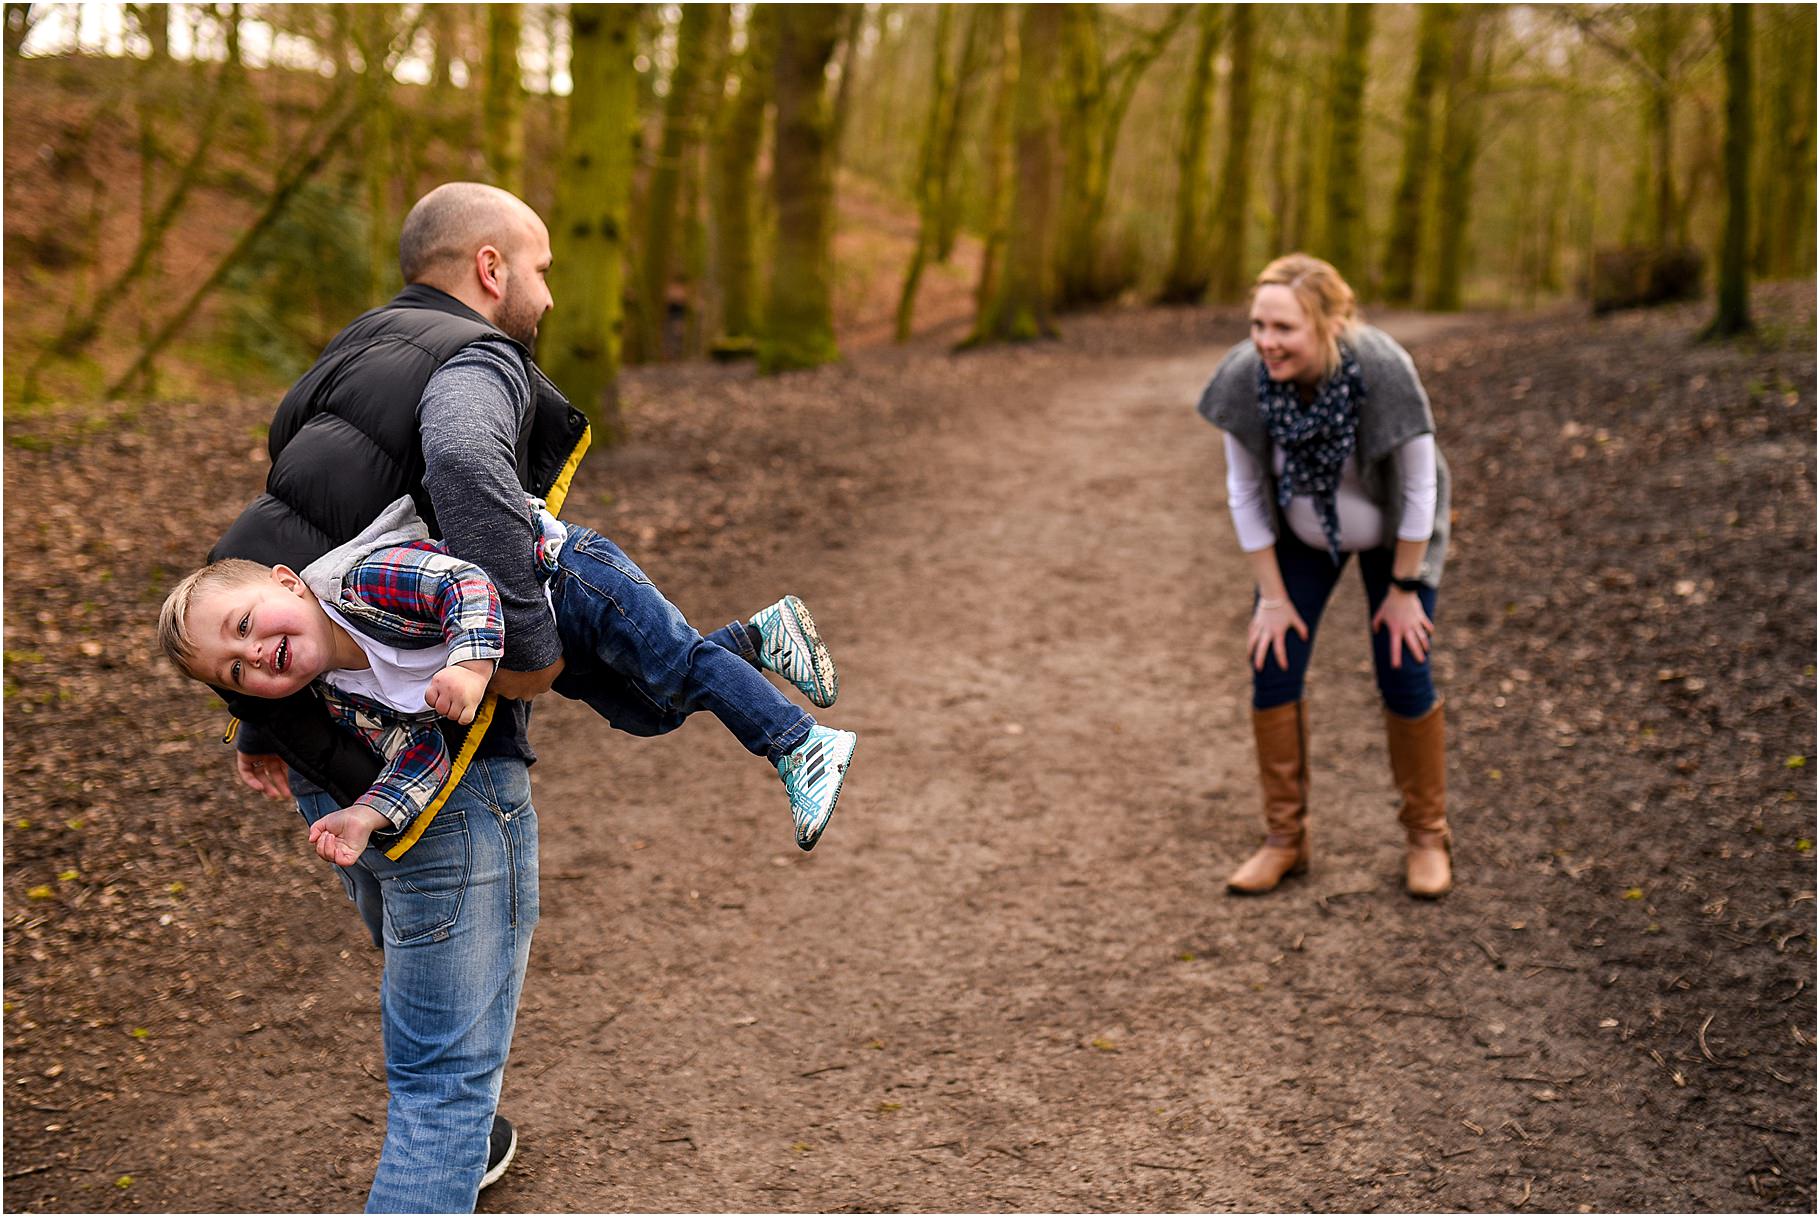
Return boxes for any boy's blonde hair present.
[157,559,274,678]
[1253,253,1360,380]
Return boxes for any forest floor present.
[3,286,1815,1213]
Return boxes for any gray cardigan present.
[1195,323,1452,586]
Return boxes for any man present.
[213,183,588,1212]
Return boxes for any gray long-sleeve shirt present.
[418,338,565,674]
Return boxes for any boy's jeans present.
[548,525,814,763]
[296,756,538,1214]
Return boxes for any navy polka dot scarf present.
[1257,342,1364,564]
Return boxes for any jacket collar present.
[386,284,528,357]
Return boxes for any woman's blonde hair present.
[1252,253,1360,380]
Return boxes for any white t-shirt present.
[1224,432,1437,554]
[316,600,454,715]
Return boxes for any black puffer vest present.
[212,284,590,824]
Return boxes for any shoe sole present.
[796,733,855,851]
[780,596,839,708]
[480,1124,518,1191]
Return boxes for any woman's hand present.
[1371,587,1433,669]
[1249,597,1310,672]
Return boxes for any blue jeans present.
[548,525,813,764]
[1253,532,1439,719]
[296,756,539,1214]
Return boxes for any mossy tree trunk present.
[541,4,638,441]
[355,4,399,307]
[829,4,867,163]
[632,3,716,363]
[1705,4,1753,338]
[484,3,524,196]
[1380,3,1453,305]
[973,3,1062,343]
[710,5,774,352]
[1208,3,1255,300]
[1752,4,1815,278]
[971,4,1017,324]
[1054,4,1186,310]
[933,4,989,264]
[1158,4,1220,304]
[679,4,732,360]
[1320,3,1372,277]
[760,3,845,374]
[895,4,956,342]
[1426,6,1488,311]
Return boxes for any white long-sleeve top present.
[1224,432,1437,554]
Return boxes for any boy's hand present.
[308,803,390,868]
[426,660,492,724]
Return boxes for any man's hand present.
[426,659,493,723]
[235,751,293,800]
[488,656,564,701]
[308,803,391,867]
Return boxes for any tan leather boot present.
[1386,700,1451,898]
[1227,700,1310,894]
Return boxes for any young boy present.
[158,496,856,865]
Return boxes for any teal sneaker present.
[777,726,856,851]
[750,595,839,708]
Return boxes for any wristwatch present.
[1391,576,1426,594]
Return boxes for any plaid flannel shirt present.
[317,539,506,832]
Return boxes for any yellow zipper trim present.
[383,419,590,860]
[384,695,496,859]
[543,422,591,516]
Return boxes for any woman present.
[1196,254,1453,898]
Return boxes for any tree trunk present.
[1208,3,1255,300]
[357,5,398,307]
[933,4,989,263]
[1158,3,1220,305]
[1321,3,1372,277]
[760,4,844,373]
[972,5,1017,324]
[541,4,638,439]
[631,4,715,363]
[484,4,525,195]
[974,2,1062,342]
[1755,5,1816,278]
[1426,7,1486,311]
[679,4,731,360]
[710,5,774,351]
[1054,5,1185,309]
[896,4,956,342]
[1706,4,1753,338]
[1380,3,1452,305]
[829,4,867,164]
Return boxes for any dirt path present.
[4,300,1812,1212]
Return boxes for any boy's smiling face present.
[185,566,336,698]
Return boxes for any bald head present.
[399,182,554,345]
[399,182,541,288]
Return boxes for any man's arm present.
[418,339,564,692]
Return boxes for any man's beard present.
[497,283,542,349]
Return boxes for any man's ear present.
[272,564,306,594]
[475,244,507,302]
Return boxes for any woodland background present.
[4,2,1815,430]
[4,5,1817,1211]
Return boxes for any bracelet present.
[1258,596,1288,610]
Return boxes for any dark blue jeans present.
[548,525,813,764]
[1253,532,1438,719]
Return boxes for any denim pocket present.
[376,811,471,945]
[571,530,653,587]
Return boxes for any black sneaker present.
[480,1115,518,1191]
